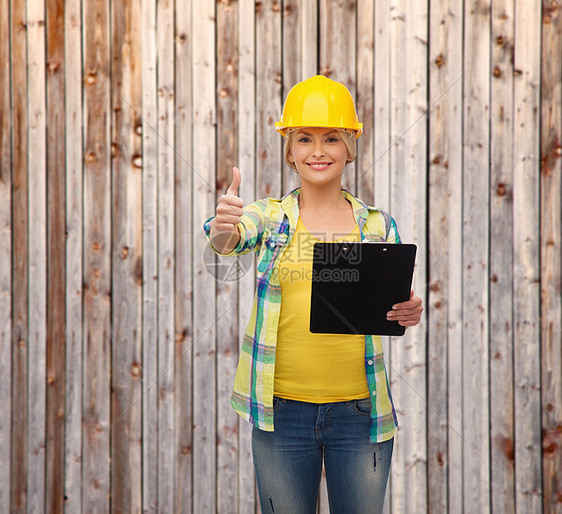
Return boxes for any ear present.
[288,148,295,163]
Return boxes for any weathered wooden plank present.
[298,0,318,80]
[110,0,143,511]
[63,0,83,510]
[282,0,299,100]
[140,0,158,511]
[512,1,543,511]
[540,1,562,511]
[281,0,319,92]
[462,1,491,511]
[237,1,257,511]
[388,1,428,512]
[82,0,111,509]
[488,0,515,512]
[356,0,375,204]
[45,1,66,512]
[445,241,464,511]
[141,0,158,510]
[216,1,241,512]
[442,6,464,510]
[174,0,193,511]
[255,0,282,199]
[0,1,12,510]
[427,0,463,511]
[319,0,357,194]
[156,0,176,510]
[26,1,47,511]
[373,0,391,215]
[192,1,217,512]
[10,1,29,511]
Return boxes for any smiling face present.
[286,127,353,186]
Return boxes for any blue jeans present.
[252,397,394,514]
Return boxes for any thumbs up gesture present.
[210,167,244,253]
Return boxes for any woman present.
[204,75,423,513]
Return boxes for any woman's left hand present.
[386,290,423,328]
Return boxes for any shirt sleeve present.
[385,214,401,244]
[364,209,401,243]
[203,199,268,257]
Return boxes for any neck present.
[297,180,345,212]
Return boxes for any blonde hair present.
[284,129,357,172]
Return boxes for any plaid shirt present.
[203,187,400,443]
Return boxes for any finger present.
[387,305,423,320]
[220,194,244,208]
[392,295,422,310]
[216,214,243,225]
[398,319,420,327]
[216,209,243,224]
[386,311,421,321]
[212,222,237,232]
[389,309,422,319]
[391,309,422,323]
[226,166,241,196]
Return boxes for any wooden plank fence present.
[0,1,560,512]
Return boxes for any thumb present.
[226,166,241,196]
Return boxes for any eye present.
[326,137,339,143]
[297,136,311,143]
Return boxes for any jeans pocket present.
[272,396,288,412]
[353,397,373,416]
[272,396,284,410]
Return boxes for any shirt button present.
[367,359,373,366]
[372,390,377,396]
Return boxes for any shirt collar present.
[280,187,370,226]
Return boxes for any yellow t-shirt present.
[274,216,370,402]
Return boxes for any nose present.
[311,141,325,157]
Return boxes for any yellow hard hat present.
[275,75,363,138]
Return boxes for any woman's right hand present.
[209,167,243,253]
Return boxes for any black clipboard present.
[309,242,417,336]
